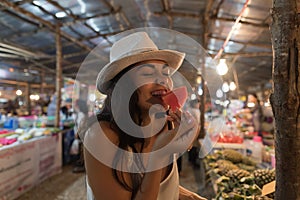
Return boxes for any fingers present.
[168,109,181,125]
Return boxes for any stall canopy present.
[0,0,273,93]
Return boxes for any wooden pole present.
[214,0,251,60]
[26,82,31,115]
[232,66,240,98]
[199,0,214,138]
[270,0,300,199]
[40,71,45,94]
[55,24,62,128]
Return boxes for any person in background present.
[47,94,57,117]
[72,99,89,173]
[247,93,264,136]
[188,99,201,169]
[5,99,17,115]
[32,102,42,116]
[80,32,206,199]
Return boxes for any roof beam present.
[208,35,272,49]
[212,17,270,28]
[209,51,273,58]
[153,11,201,18]
[0,0,107,62]
[60,7,122,27]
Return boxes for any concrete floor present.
[16,153,215,200]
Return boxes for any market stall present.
[0,132,62,200]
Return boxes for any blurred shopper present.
[72,99,89,173]
[47,94,57,116]
[247,93,264,136]
[5,99,17,115]
[188,99,201,168]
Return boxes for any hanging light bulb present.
[191,94,197,100]
[198,87,203,96]
[216,89,223,98]
[216,59,228,75]
[229,81,237,91]
[196,74,202,84]
[16,89,22,96]
[222,82,229,93]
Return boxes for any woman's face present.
[129,60,174,112]
[248,95,257,103]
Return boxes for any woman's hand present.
[179,186,207,200]
[152,108,198,155]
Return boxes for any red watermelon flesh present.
[162,86,188,111]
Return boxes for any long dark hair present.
[79,64,146,199]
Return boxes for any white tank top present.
[86,159,179,200]
[84,123,179,200]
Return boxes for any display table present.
[213,142,247,155]
[0,133,62,200]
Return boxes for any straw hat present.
[96,32,185,94]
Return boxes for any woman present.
[188,99,201,169]
[72,99,89,173]
[82,32,206,200]
[247,93,264,136]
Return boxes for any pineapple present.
[238,163,257,172]
[216,159,239,175]
[254,195,273,200]
[242,156,257,166]
[253,169,275,188]
[225,169,251,183]
[222,149,243,163]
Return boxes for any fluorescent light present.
[55,11,67,18]
[33,0,43,6]
[77,0,86,13]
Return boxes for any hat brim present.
[96,50,185,94]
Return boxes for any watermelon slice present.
[162,86,188,111]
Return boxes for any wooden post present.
[55,24,62,128]
[270,0,300,199]
[199,0,213,139]
[40,70,45,94]
[232,66,240,98]
[26,82,31,115]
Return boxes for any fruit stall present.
[204,149,275,200]
[0,116,75,200]
[0,129,62,200]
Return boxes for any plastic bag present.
[70,139,79,155]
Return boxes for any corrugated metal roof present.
[0,0,275,95]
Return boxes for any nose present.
[155,74,168,87]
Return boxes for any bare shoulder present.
[84,121,131,199]
[86,120,119,145]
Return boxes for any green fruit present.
[242,156,257,166]
[238,163,257,172]
[253,169,275,188]
[223,149,244,163]
[217,159,239,175]
[225,169,251,183]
